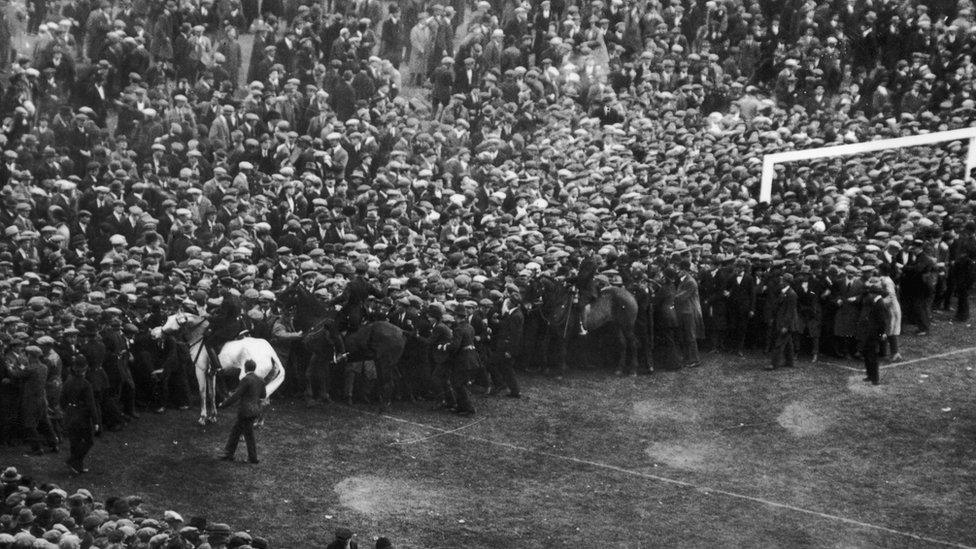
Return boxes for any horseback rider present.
[243,291,276,341]
[329,262,384,333]
[565,255,602,334]
[205,287,244,355]
[566,255,601,303]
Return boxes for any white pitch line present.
[366,411,974,549]
[821,345,976,373]
[389,416,487,445]
[884,346,976,368]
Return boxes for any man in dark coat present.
[673,261,703,368]
[431,56,455,116]
[448,305,481,415]
[858,278,889,386]
[218,359,266,463]
[768,273,798,370]
[391,296,431,400]
[8,346,58,455]
[329,71,357,121]
[379,6,405,68]
[902,240,936,335]
[793,267,823,362]
[424,305,454,410]
[725,258,756,356]
[102,318,137,420]
[329,263,384,332]
[207,293,243,354]
[488,284,523,397]
[79,322,124,431]
[60,359,99,475]
[629,269,655,374]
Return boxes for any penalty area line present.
[366,411,974,549]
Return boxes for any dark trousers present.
[488,353,520,395]
[224,416,257,461]
[154,365,191,409]
[726,310,749,352]
[304,354,332,401]
[118,381,136,417]
[432,361,455,406]
[96,390,125,429]
[955,285,971,322]
[66,425,93,470]
[863,337,881,384]
[677,319,700,365]
[654,328,681,370]
[634,323,653,371]
[913,295,933,331]
[771,331,795,368]
[450,367,479,413]
[24,412,57,451]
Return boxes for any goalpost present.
[759,126,976,203]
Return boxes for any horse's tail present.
[264,352,285,396]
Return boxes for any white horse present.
[154,312,285,426]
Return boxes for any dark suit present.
[725,272,757,353]
[652,280,680,370]
[489,304,522,396]
[857,293,888,384]
[769,286,798,369]
[426,320,453,406]
[220,371,266,461]
[794,279,822,358]
[448,319,481,413]
[61,372,99,472]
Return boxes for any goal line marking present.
[821,345,976,372]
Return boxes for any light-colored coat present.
[882,276,901,336]
[675,274,704,337]
[408,20,431,78]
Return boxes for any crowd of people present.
[0,0,971,486]
[0,464,280,549]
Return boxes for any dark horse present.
[527,275,639,375]
[302,313,406,410]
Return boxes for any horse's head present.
[160,312,206,339]
[528,276,573,324]
[158,313,184,334]
[302,316,338,348]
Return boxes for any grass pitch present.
[4,315,976,548]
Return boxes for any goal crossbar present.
[759,126,976,203]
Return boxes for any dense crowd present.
[0,464,403,547]
[0,0,971,482]
[0,465,277,549]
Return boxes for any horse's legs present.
[554,334,568,379]
[195,366,208,426]
[540,330,552,375]
[624,327,638,376]
[376,362,393,412]
[613,327,628,375]
[208,375,219,423]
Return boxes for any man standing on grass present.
[674,260,703,368]
[768,273,798,370]
[488,283,523,397]
[858,278,889,386]
[218,359,265,464]
[61,361,99,475]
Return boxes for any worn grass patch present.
[777,401,831,437]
